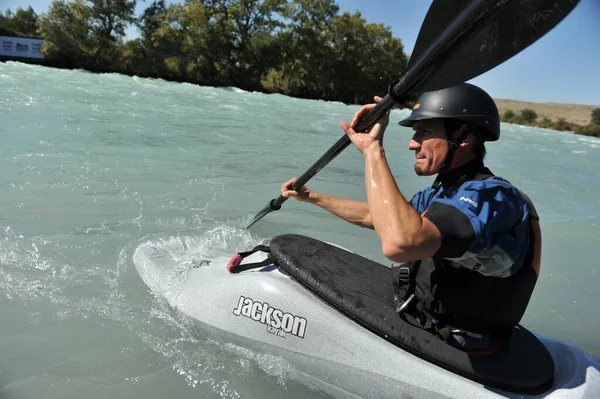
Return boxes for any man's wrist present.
[365,141,385,159]
[305,191,320,204]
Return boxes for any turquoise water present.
[1,61,598,398]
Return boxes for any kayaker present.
[281,83,541,352]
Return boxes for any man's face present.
[408,119,448,176]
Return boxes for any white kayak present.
[133,233,600,399]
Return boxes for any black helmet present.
[398,83,500,141]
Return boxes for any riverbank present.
[494,98,600,137]
[494,99,599,126]
[2,58,598,137]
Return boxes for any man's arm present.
[338,95,441,263]
[281,178,373,228]
[307,192,373,229]
[363,143,442,262]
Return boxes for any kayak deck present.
[270,234,554,394]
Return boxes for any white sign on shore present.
[0,36,45,59]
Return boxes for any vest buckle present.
[398,266,410,282]
[397,294,415,314]
[393,265,416,314]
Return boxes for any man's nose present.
[408,138,420,150]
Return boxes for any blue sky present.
[4,0,599,105]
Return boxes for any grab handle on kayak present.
[227,254,243,272]
[227,245,274,273]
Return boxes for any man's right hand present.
[281,177,312,202]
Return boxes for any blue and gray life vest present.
[393,161,541,336]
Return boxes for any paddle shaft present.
[267,0,494,212]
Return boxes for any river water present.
[1,61,598,398]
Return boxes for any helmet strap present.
[433,123,471,189]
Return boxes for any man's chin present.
[414,165,436,177]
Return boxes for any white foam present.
[578,136,600,144]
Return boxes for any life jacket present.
[393,173,542,337]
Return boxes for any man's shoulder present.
[460,175,519,193]
[464,175,539,219]
[456,177,536,214]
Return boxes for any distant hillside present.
[494,99,599,126]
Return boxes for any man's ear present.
[459,124,473,147]
[459,134,473,147]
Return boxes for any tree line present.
[501,108,600,138]
[2,2,598,138]
[0,1,409,105]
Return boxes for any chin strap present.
[433,123,472,189]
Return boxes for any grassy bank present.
[494,99,600,137]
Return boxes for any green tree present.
[38,0,136,70]
[138,0,166,43]
[130,1,190,79]
[145,1,212,82]
[0,12,6,35]
[88,0,136,66]
[574,124,600,137]
[225,0,287,88]
[0,6,39,36]
[122,0,168,77]
[266,0,340,98]
[0,11,10,35]
[519,108,538,124]
[537,117,553,129]
[325,11,407,104]
[38,1,95,67]
[501,109,515,122]
[139,0,284,86]
[553,118,572,131]
[591,108,600,126]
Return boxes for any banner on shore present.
[0,36,45,59]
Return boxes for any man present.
[281,83,541,351]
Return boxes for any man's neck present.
[436,158,486,190]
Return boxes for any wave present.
[577,135,600,144]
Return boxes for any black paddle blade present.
[247,199,280,228]
[409,0,580,93]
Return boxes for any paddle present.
[247,0,580,229]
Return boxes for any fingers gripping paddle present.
[247,0,580,229]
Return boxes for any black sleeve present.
[425,202,476,258]
[518,191,539,220]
